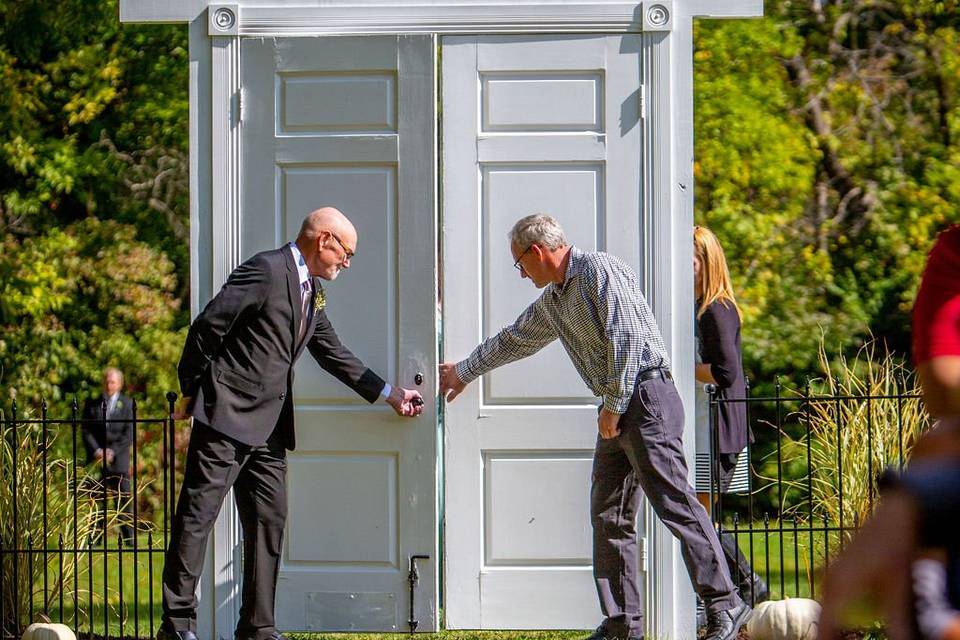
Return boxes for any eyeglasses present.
[513,245,532,271]
[329,232,355,260]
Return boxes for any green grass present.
[25,532,165,639]
[726,519,852,600]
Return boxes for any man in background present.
[82,366,135,544]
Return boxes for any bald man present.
[160,208,424,640]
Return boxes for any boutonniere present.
[116,400,124,409]
[314,284,326,312]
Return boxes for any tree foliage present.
[0,218,185,415]
[0,0,188,414]
[694,0,960,387]
[0,0,958,412]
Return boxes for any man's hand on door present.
[439,363,467,402]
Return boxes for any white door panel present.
[242,35,437,633]
[443,34,644,629]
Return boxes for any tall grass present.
[1,415,103,636]
[787,339,930,533]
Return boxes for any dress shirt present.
[455,246,670,414]
[105,392,119,416]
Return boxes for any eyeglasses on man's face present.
[329,232,355,261]
[513,245,532,272]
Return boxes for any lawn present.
[23,533,166,639]
[729,518,852,600]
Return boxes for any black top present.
[178,246,385,450]
[697,299,751,454]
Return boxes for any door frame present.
[120,2,764,638]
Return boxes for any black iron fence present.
[1,393,181,640]
[707,377,928,604]
[2,380,927,636]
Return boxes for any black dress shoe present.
[156,629,198,640]
[702,601,751,640]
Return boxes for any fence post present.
[706,383,718,524]
[70,396,80,634]
[41,398,49,619]
[11,397,20,636]
[166,392,178,552]
[132,396,140,638]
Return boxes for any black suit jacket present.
[178,246,385,450]
[697,300,752,454]
[82,393,135,474]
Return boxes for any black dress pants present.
[161,421,287,640]
[591,377,740,639]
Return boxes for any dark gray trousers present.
[591,377,740,638]
[161,421,288,640]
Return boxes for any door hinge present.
[233,87,244,125]
[640,535,648,573]
[639,84,646,120]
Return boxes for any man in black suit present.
[158,207,424,640]
[82,366,135,543]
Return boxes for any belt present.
[637,367,672,383]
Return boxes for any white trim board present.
[121,0,761,28]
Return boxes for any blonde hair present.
[694,225,742,320]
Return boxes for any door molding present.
[122,1,706,32]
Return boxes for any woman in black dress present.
[693,225,766,605]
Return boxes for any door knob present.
[414,372,423,385]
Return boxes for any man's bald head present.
[296,207,358,280]
[298,207,355,242]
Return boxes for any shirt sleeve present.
[581,260,640,414]
[455,297,558,385]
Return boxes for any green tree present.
[694,1,960,387]
[0,0,189,412]
[0,218,185,416]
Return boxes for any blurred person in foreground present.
[817,224,960,640]
[693,226,766,607]
[439,214,751,640]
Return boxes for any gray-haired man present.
[439,214,750,640]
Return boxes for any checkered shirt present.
[455,246,671,414]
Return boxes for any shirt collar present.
[288,242,311,286]
[557,246,584,291]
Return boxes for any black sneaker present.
[702,601,751,640]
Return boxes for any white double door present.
[237,33,646,633]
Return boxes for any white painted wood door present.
[241,35,438,633]
[442,35,645,629]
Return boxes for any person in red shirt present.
[818,225,960,640]
[913,225,960,418]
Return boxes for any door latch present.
[407,554,430,633]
